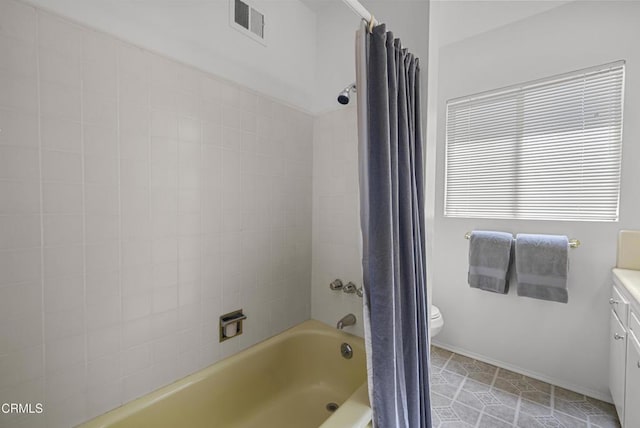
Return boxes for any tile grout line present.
[34,6,46,415]
[80,25,88,412]
[550,384,555,420]
[115,35,124,405]
[146,56,156,382]
[175,89,181,370]
[198,87,205,369]
[513,393,522,428]
[145,49,152,380]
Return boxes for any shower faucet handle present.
[329,279,343,290]
[343,282,363,298]
[343,282,357,293]
[331,279,363,297]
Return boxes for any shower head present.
[337,83,357,105]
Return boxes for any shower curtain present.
[356,23,432,427]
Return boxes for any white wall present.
[22,0,318,112]
[311,1,360,114]
[0,1,313,426]
[311,107,364,336]
[432,0,640,401]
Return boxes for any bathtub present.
[80,320,372,428]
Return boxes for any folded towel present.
[515,233,569,304]
[468,230,513,294]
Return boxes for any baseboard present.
[431,340,613,403]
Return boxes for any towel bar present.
[464,232,580,248]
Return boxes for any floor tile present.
[428,346,620,428]
[431,346,453,368]
[517,412,588,428]
[483,403,517,424]
[553,386,584,402]
[435,405,461,422]
[446,354,497,377]
[431,410,441,427]
[478,413,513,428]
[552,410,589,428]
[467,370,495,386]
[519,397,553,417]
[461,377,492,394]
[516,412,547,428]
[585,397,617,415]
[490,388,520,408]
[589,413,622,428]
[456,388,486,410]
[553,398,592,421]
[431,369,466,399]
[432,391,453,407]
[521,390,551,406]
[439,421,475,428]
[451,401,480,426]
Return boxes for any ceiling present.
[432,0,572,47]
[300,0,571,48]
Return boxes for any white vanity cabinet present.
[610,307,627,419]
[611,269,640,427]
[609,284,629,420]
[625,312,640,428]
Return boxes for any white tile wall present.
[311,107,364,337]
[0,1,313,427]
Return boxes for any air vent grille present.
[232,0,265,43]
[250,8,264,38]
[234,0,249,29]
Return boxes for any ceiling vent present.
[231,0,266,45]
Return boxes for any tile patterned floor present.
[430,346,621,428]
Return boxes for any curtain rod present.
[341,0,378,29]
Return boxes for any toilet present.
[430,305,444,337]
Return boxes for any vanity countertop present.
[613,268,640,305]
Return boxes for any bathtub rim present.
[78,319,368,428]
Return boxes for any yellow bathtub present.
[79,320,372,428]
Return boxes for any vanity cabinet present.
[625,312,640,427]
[609,284,629,421]
[610,270,640,427]
[609,308,627,419]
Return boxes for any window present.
[444,61,625,221]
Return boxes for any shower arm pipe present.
[341,0,378,29]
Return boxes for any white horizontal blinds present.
[445,61,625,221]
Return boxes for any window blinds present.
[445,61,625,221]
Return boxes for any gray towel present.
[515,233,569,304]
[468,230,513,294]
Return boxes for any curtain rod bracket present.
[368,15,376,33]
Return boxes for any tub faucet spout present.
[337,313,356,330]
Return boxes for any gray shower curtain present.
[356,23,432,427]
